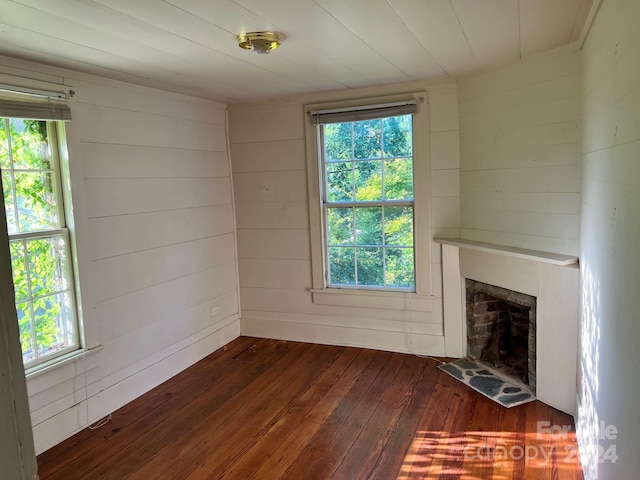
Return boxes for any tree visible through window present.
[321,114,415,289]
[1,117,78,366]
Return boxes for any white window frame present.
[305,93,432,310]
[2,118,81,369]
[0,83,89,372]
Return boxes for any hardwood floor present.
[37,337,584,479]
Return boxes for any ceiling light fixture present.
[237,31,281,54]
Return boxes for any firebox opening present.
[466,279,537,394]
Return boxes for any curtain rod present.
[0,83,68,100]
[308,99,418,116]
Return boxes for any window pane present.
[355,207,382,246]
[2,117,79,366]
[1,171,17,234]
[382,115,412,158]
[9,240,28,302]
[384,158,413,200]
[321,113,416,292]
[0,120,9,168]
[329,247,355,285]
[15,171,58,231]
[384,206,413,247]
[9,119,51,170]
[355,160,382,201]
[16,302,35,364]
[326,161,353,202]
[324,122,352,161]
[385,248,415,288]
[353,119,381,159]
[27,236,70,298]
[356,247,384,286]
[327,207,353,246]
[33,292,74,358]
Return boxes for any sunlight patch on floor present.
[398,430,582,479]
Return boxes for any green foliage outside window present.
[323,115,415,289]
[1,117,76,365]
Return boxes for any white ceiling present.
[0,0,594,104]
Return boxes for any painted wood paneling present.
[237,229,311,260]
[238,258,312,291]
[88,205,234,260]
[1,0,593,103]
[229,81,460,356]
[458,49,582,255]
[431,169,459,197]
[230,139,306,173]
[312,0,446,79]
[76,104,227,149]
[82,144,230,179]
[232,171,307,203]
[519,0,589,56]
[94,265,238,345]
[386,0,473,76]
[92,234,235,302]
[457,228,579,258]
[85,177,231,218]
[578,1,640,478]
[450,0,520,67]
[228,103,305,144]
[234,201,309,230]
[0,55,240,453]
[431,131,460,170]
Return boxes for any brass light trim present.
[237,31,281,54]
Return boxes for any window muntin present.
[321,114,415,290]
[1,117,79,366]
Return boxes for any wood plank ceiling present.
[0,0,594,103]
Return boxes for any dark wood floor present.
[37,336,584,479]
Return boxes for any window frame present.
[1,117,81,368]
[305,93,432,308]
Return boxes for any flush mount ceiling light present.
[237,31,281,54]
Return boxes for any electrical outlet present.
[210,306,220,317]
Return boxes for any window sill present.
[310,288,434,312]
[25,344,103,379]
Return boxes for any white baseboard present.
[33,316,240,454]
[240,313,445,356]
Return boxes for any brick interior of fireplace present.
[466,279,537,393]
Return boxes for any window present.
[1,116,79,367]
[306,94,431,303]
[322,114,415,289]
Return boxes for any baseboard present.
[240,314,445,356]
[33,316,240,454]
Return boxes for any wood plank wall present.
[0,55,241,453]
[578,0,640,477]
[458,47,583,255]
[228,81,461,356]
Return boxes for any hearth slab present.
[439,357,535,408]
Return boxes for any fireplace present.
[437,239,579,414]
[466,279,537,394]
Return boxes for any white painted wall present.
[0,54,240,454]
[229,81,460,356]
[577,0,640,478]
[458,47,583,256]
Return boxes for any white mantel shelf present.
[434,238,579,266]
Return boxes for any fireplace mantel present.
[435,238,578,266]
[437,238,579,415]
